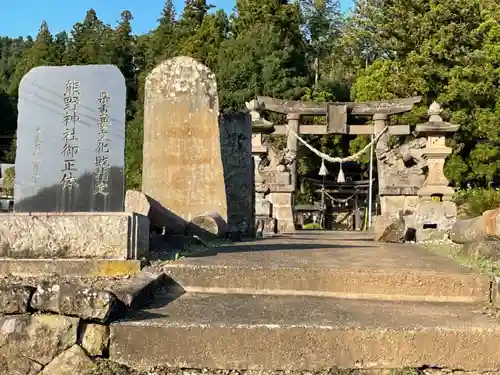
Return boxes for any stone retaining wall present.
[0,270,165,375]
[0,281,115,374]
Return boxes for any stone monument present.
[0,65,148,276]
[14,65,126,212]
[412,102,460,236]
[142,56,227,224]
[220,112,254,236]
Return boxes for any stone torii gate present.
[248,95,422,233]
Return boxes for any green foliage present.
[454,188,500,218]
[1,0,500,195]
[2,167,14,196]
[348,0,500,188]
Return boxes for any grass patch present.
[388,369,422,375]
[422,242,500,277]
[303,223,322,230]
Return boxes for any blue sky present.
[0,0,354,38]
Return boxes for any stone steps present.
[110,233,500,371]
[164,264,489,303]
[109,292,500,371]
[163,235,490,303]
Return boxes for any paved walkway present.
[164,230,489,302]
[110,231,500,371]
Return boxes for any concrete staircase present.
[109,231,500,372]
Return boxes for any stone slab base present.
[164,265,488,303]
[163,232,489,303]
[0,212,150,259]
[110,292,500,371]
[0,259,142,277]
[255,217,277,235]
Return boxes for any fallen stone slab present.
[0,354,42,375]
[109,269,166,310]
[80,323,110,357]
[450,208,500,244]
[188,212,228,242]
[0,314,78,366]
[110,292,500,371]
[372,213,406,242]
[41,345,97,375]
[0,285,34,314]
[31,283,116,323]
[125,190,187,234]
[0,259,142,277]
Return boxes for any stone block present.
[125,189,187,233]
[0,259,141,278]
[15,65,126,213]
[0,285,34,314]
[80,323,110,357]
[269,192,295,233]
[220,112,254,237]
[416,228,449,243]
[460,240,500,262]
[451,207,500,244]
[373,213,405,243]
[110,269,166,310]
[413,200,457,232]
[31,283,116,323]
[142,56,227,223]
[255,195,271,217]
[380,195,419,216]
[491,277,500,308]
[187,212,227,242]
[0,314,78,365]
[0,354,42,375]
[0,212,149,259]
[41,345,97,375]
[255,217,277,237]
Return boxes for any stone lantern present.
[412,102,460,236]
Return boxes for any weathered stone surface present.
[0,285,34,314]
[0,212,149,259]
[451,207,500,244]
[413,200,457,232]
[373,213,406,243]
[109,269,166,310]
[142,56,227,222]
[0,354,42,375]
[31,283,116,322]
[125,189,186,233]
[490,276,500,308]
[165,231,489,303]
[110,293,500,371]
[416,102,459,202]
[380,195,419,219]
[255,217,277,237]
[15,65,126,213]
[0,259,141,278]
[188,212,227,242]
[0,314,78,365]
[460,240,500,262]
[220,113,254,237]
[80,323,110,357]
[377,138,427,201]
[416,228,449,243]
[41,345,97,375]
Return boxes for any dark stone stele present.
[14,65,126,212]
